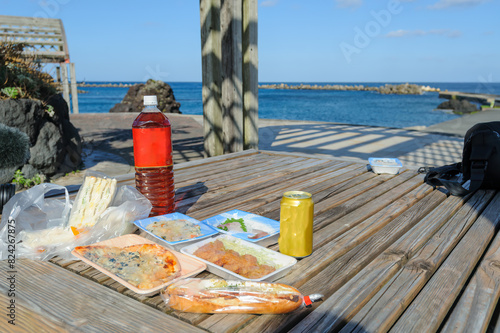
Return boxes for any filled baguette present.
[162,278,303,314]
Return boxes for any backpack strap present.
[467,144,494,193]
[419,163,469,196]
[420,145,494,196]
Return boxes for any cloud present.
[260,0,279,7]
[335,0,362,9]
[429,0,490,9]
[386,29,462,38]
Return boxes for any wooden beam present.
[60,62,70,109]
[0,15,62,28]
[200,0,224,157]
[58,18,70,61]
[221,0,243,153]
[69,62,79,114]
[200,0,258,156]
[242,0,258,150]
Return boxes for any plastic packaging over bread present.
[0,172,152,261]
[161,278,304,314]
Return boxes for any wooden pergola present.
[0,15,79,113]
[200,0,258,157]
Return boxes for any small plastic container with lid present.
[368,158,403,174]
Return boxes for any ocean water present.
[76,82,500,129]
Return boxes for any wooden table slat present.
[321,190,494,332]
[441,222,500,332]
[0,260,204,333]
[390,191,500,332]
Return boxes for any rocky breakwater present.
[0,94,82,181]
[258,83,440,95]
[110,79,181,113]
[436,99,480,114]
[78,82,135,88]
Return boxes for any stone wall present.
[0,94,82,181]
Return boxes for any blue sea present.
[76,82,500,129]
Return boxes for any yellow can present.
[278,191,314,258]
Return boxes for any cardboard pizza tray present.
[71,234,206,296]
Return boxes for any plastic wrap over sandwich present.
[161,278,323,314]
[0,171,152,261]
[68,174,118,231]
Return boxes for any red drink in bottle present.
[132,95,175,216]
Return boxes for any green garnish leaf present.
[218,217,247,232]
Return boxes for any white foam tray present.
[180,234,297,282]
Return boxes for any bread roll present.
[162,278,303,314]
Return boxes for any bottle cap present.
[143,95,158,106]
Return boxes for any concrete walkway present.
[52,109,499,186]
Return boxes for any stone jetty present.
[258,83,440,95]
[77,82,135,88]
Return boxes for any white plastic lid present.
[143,95,157,106]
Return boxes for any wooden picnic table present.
[2,149,500,332]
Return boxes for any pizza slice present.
[73,243,181,289]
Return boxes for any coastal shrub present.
[0,41,57,101]
[12,169,44,189]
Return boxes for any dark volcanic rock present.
[109,79,181,113]
[437,99,479,114]
[0,123,30,183]
[377,83,422,95]
[0,95,82,181]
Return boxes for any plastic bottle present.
[132,95,175,216]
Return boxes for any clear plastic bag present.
[0,172,152,261]
[161,278,308,314]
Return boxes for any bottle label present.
[133,127,172,167]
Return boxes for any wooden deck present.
[2,149,500,332]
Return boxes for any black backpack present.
[420,121,500,196]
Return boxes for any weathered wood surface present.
[0,14,79,113]
[199,0,258,156]
[0,15,69,62]
[200,0,224,157]
[9,150,500,332]
[0,260,204,333]
[242,0,258,150]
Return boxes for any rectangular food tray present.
[71,234,206,296]
[134,212,219,251]
[368,157,403,175]
[180,234,296,282]
[201,209,280,247]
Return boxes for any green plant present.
[45,104,55,117]
[0,42,57,102]
[12,170,44,188]
[1,87,20,99]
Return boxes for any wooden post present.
[200,0,258,156]
[200,0,224,157]
[69,63,79,114]
[242,0,258,149]
[221,0,243,152]
[60,63,70,110]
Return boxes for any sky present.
[1,0,499,83]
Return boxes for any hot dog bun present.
[163,278,303,314]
